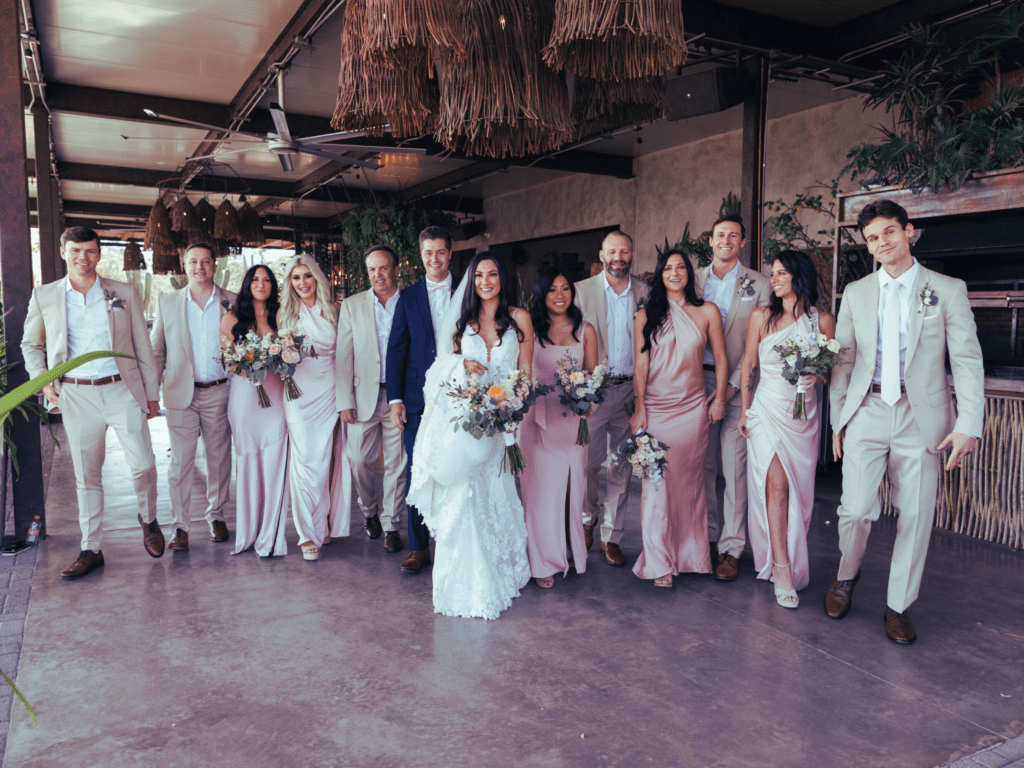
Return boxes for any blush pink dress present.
[745,310,820,591]
[633,300,713,580]
[520,322,590,579]
[283,303,351,549]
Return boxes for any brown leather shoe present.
[710,541,719,565]
[884,607,916,644]
[824,570,861,619]
[139,514,165,558]
[169,529,189,550]
[583,523,594,551]
[599,541,626,566]
[60,550,104,580]
[210,520,229,542]
[384,531,403,553]
[364,514,383,539]
[400,548,432,573]
[715,554,739,581]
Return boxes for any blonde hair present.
[278,254,338,331]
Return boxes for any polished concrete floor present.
[4,420,1024,768]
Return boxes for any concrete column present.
[33,105,60,283]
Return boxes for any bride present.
[408,250,535,620]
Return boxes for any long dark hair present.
[231,264,280,342]
[765,250,818,332]
[453,251,524,354]
[641,249,702,353]
[530,266,583,347]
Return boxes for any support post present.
[0,0,46,544]
[739,54,770,271]
[33,106,60,283]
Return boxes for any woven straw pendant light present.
[543,0,687,80]
[332,0,439,139]
[436,0,573,159]
[214,199,241,245]
[122,239,146,271]
[363,0,464,68]
[144,198,181,274]
[238,202,266,247]
[194,198,217,241]
[170,195,204,243]
[572,76,667,136]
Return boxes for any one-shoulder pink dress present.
[633,300,712,580]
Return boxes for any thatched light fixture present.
[363,0,464,69]
[170,195,204,244]
[214,199,242,245]
[122,239,147,272]
[436,0,573,159]
[194,198,217,241]
[572,76,667,136]
[543,0,687,81]
[144,198,182,274]
[238,202,266,247]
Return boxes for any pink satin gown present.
[520,323,590,579]
[633,300,713,580]
[745,310,820,591]
[229,364,289,557]
[283,303,351,548]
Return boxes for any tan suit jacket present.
[830,265,984,451]
[150,285,237,410]
[574,272,649,363]
[694,263,772,393]
[336,289,385,421]
[22,276,158,411]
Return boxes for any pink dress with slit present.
[633,300,713,580]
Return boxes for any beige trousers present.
[58,380,158,551]
[582,380,634,545]
[704,370,747,557]
[166,382,232,532]
[346,387,407,532]
[836,391,940,613]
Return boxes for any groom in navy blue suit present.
[386,226,454,573]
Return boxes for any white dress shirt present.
[65,276,119,379]
[186,288,225,383]
[426,272,453,346]
[873,259,920,384]
[604,277,634,376]
[374,289,400,384]
[702,262,739,366]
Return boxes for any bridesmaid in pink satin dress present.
[630,250,729,587]
[279,255,351,561]
[220,265,289,557]
[738,250,836,608]
[520,267,599,588]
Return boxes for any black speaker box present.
[666,67,746,120]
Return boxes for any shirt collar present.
[375,289,399,310]
[186,286,217,309]
[709,262,740,283]
[425,273,453,291]
[604,275,632,299]
[878,259,919,290]
[64,275,101,295]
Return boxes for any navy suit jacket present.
[385,280,441,415]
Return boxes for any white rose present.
[827,339,841,353]
[785,355,798,368]
[805,347,820,359]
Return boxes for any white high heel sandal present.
[772,560,799,609]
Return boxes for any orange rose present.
[245,351,255,361]
[487,385,505,402]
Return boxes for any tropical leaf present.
[0,352,136,423]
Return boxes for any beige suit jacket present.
[574,272,649,363]
[150,284,237,410]
[21,276,159,411]
[335,289,385,421]
[830,265,984,451]
[694,263,772,392]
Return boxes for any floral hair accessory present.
[918,282,938,314]
[103,290,125,311]
[738,275,755,296]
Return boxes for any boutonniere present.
[221,299,234,312]
[737,275,755,296]
[918,282,938,313]
[104,290,125,312]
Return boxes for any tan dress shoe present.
[209,521,229,542]
[583,523,594,551]
[599,541,626,566]
[714,554,739,581]
[139,515,165,558]
[169,529,189,550]
[60,550,104,580]
[400,549,432,573]
[824,571,860,619]
[384,531,403,553]
[884,607,916,644]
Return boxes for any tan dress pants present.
[346,387,407,532]
[582,380,634,545]
[704,370,748,557]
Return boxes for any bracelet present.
[714,397,726,403]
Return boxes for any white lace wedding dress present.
[408,318,531,620]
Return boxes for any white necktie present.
[881,282,901,405]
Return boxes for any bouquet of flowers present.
[611,430,669,487]
[554,353,610,446]
[268,329,309,401]
[772,330,844,419]
[220,332,276,407]
[447,367,554,476]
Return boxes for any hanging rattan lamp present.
[144,198,181,274]
[194,198,217,241]
[572,75,667,136]
[543,0,687,81]
[238,202,266,247]
[436,0,573,159]
[122,239,147,271]
[363,0,464,69]
[170,195,204,243]
[214,199,242,245]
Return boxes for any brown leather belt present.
[194,379,228,389]
[703,364,716,372]
[60,374,122,386]
[870,382,906,395]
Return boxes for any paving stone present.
[970,749,1014,768]
[0,621,24,637]
[993,739,1024,761]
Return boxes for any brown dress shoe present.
[599,541,626,566]
[169,529,189,550]
[824,570,860,619]
[400,548,432,573]
[884,607,916,644]
[710,541,719,565]
[139,515,165,558]
[715,554,739,581]
[384,531,403,553]
[210,520,229,542]
[583,523,594,551]
[364,514,383,539]
[60,550,104,580]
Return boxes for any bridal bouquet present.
[447,367,554,476]
[554,353,610,446]
[612,431,670,488]
[220,332,276,407]
[267,329,308,402]
[772,331,844,419]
